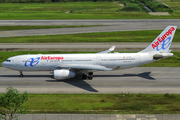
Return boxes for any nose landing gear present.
[19,71,23,77]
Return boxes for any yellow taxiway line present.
[0,32,14,36]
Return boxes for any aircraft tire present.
[87,75,93,80]
[20,74,24,77]
[89,72,93,76]
[82,74,87,80]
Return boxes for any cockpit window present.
[6,60,11,62]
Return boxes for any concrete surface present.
[0,67,180,94]
[1,42,180,51]
[0,19,179,37]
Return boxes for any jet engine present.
[53,69,76,80]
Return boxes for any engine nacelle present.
[53,69,76,80]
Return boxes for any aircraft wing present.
[96,46,115,54]
[56,64,112,71]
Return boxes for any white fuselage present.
[2,52,155,71]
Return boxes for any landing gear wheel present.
[82,73,93,80]
[87,75,93,80]
[20,74,24,77]
[88,72,93,76]
[82,74,87,80]
[19,71,23,77]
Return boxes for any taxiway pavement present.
[17,113,180,120]
[0,19,180,26]
[0,19,179,37]
[0,67,180,94]
[1,42,180,51]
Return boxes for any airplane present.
[1,26,177,80]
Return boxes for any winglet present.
[97,46,115,54]
[109,46,115,51]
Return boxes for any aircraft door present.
[136,55,140,62]
[96,56,101,65]
[15,57,21,69]
[41,59,47,65]
[15,58,19,65]
[57,59,63,65]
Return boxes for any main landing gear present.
[19,71,24,77]
[82,72,93,80]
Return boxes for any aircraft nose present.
[1,62,6,67]
[1,62,4,66]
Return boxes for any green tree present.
[0,86,28,120]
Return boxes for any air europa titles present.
[41,56,64,60]
[151,27,175,49]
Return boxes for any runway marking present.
[131,115,136,118]
[136,118,141,120]
[0,32,14,36]
[116,115,120,118]
[116,114,158,120]
[145,115,156,118]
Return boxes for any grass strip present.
[0,29,180,43]
[4,93,180,114]
[0,25,100,31]
[0,2,179,19]
[0,51,180,67]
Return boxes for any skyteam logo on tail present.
[151,27,175,50]
[25,57,40,67]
